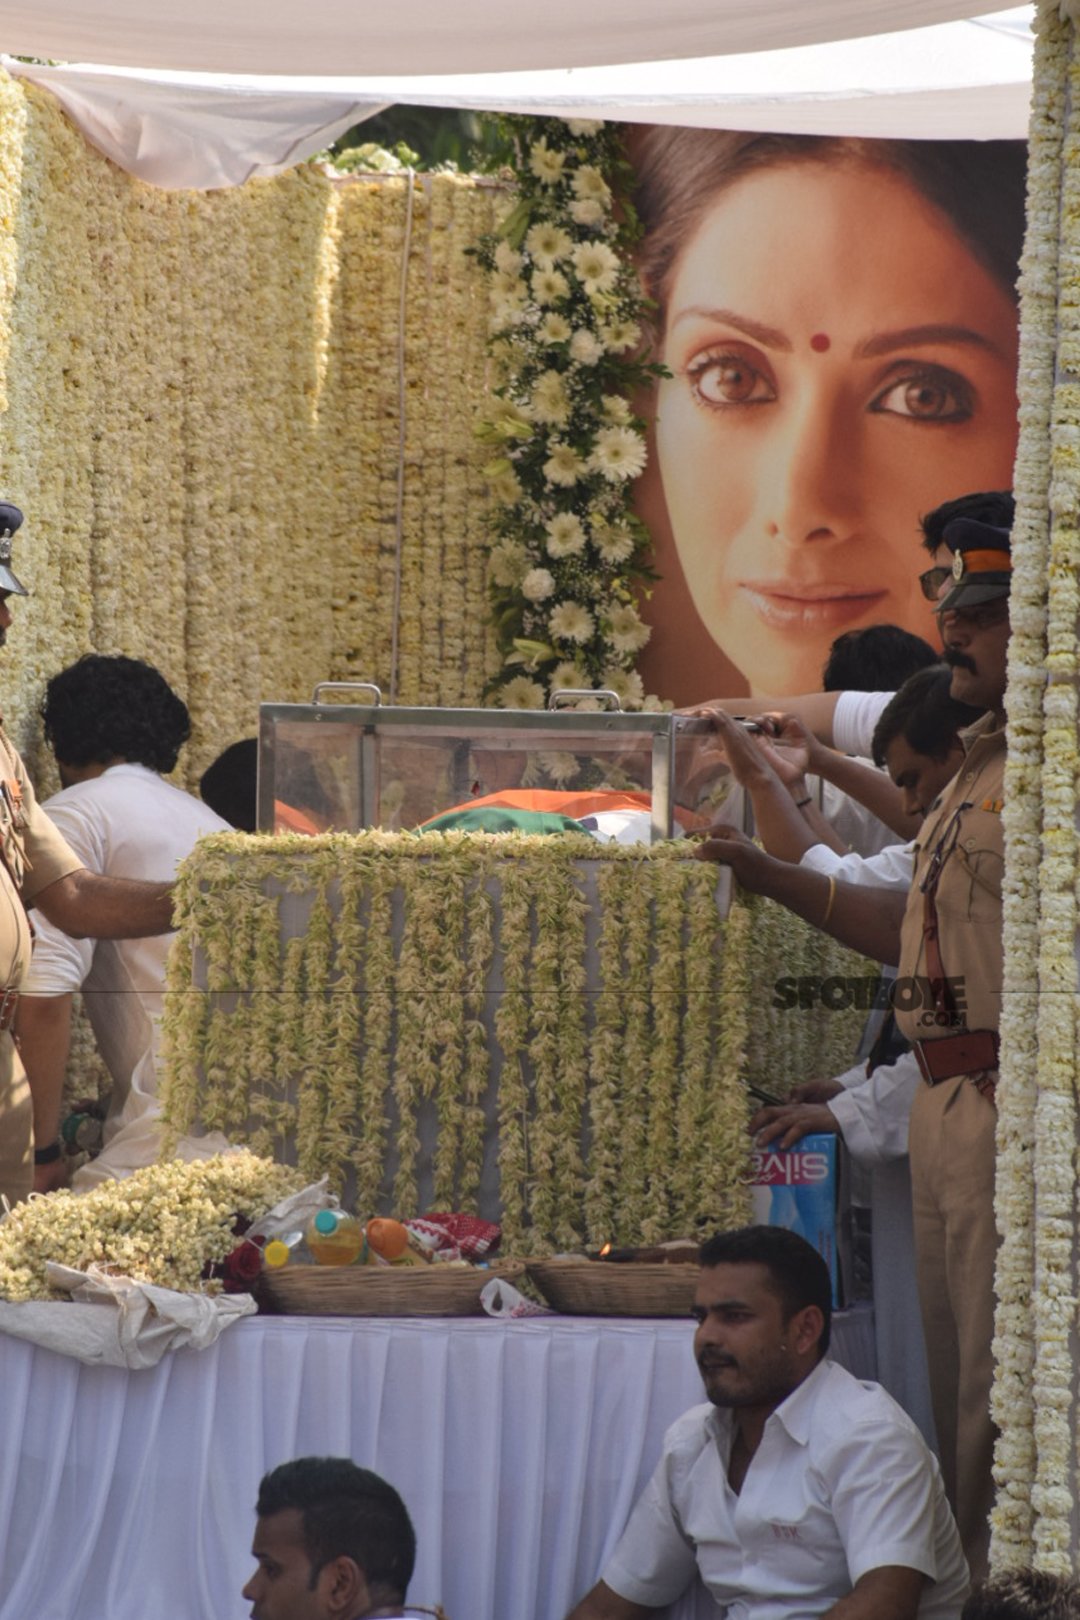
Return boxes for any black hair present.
[871,664,984,768]
[822,625,939,694]
[920,491,1015,555]
[698,1224,832,1355]
[631,131,1026,329]
[199,737,258,832]
[255,1457,415,1604]
[962,1572,1080,1620]
[42,654,190,774]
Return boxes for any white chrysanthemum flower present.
[590,425,647,482]
[572,166,612,205]
[532,268,570,306]
[525,222,573,267]
[566,118,604,136]
[603,668,645,710]
[491,470,523,505]
[522,566,557,602]
[539,312,573,345]
[530,370,570,427]
[539,749,581,786]
[570,198,605,228]
[489,539,531,588]
[545,512,587,558]
[550,661,588,692]
[543,442,586,488]
[570,329,604,366]
[601,394,633,424]
[642,693,669,713]
[500,676,547,710]
[593,524,636,564]
[549,600,595,643]
[491,297,528,330]
[494,241,524,276]
[601,319,640,353]
[529,139,566,185]
[608,603,652,653]
[571,241,621,295]
[493,269,527,299]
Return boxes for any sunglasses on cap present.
[918,565,953,602]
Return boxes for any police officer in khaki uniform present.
[893,513,1011,1585]
[0,503,176,1206]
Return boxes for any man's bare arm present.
[565,1581,655,1620]
[694,827,905,965]
[16,992,74,1191]
[31,870,174,940]
[823,1566,926,1620]
[809,750,914,840]
[680,692,844,747]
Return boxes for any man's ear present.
[317,1555,369,1616]
[789,1304,825,1357]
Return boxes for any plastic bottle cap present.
[264,1240,291,1268]
[314,1209,339,1235]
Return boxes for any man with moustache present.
[565,1226,967,1620]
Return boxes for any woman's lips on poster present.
[739,580,889,631]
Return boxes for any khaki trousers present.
[0,1038,33,1209]
[909,1074,997,1586]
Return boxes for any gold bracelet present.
[821,875,837,928]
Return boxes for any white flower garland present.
[160,831,869,1253]
[992,0,1080,1572]
[474,117,664,710]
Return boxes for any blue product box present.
[749,1133,842,1308]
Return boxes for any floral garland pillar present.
[992,0,1080,1572]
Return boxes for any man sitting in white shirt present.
[565,1225,968,1620]
[17,654,229,1190]
[244,1456,419,1620]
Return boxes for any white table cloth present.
[0,1308,875,1620]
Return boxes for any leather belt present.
[913,1029,999,1085]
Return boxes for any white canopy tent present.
[0,6,1034,192]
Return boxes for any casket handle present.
[312,682,383,706]
[548,688,622,711]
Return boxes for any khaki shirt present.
[895,713,1005,1049]
[0,724,82,989]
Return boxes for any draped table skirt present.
[0,1306,875,1620]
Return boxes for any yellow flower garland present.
[160,831,869,1254]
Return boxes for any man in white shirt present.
[566,1226,967,1620]
[244,1456,418,1620]
[17,654,228,1190]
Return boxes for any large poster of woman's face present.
[627,127,1025,703]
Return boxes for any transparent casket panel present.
[258,701,734,841]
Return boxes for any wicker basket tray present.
[255,1261,524,1318]
[525,1258,698,1317]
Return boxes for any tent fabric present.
[3,11,1033,193]
[0,0,1024,77]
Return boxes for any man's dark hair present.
[822,625,938,694]
[255,1456,415,1603]
[698,1225,832,1355]
[920,491,1015,555]
[963,1572,1080,1620]
[871,665,984,769]
[199,737,258,831]
[42,654,191,774]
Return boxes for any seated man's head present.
[821,623,938,695]
[243,1457,416,1620]
[871,664,985,820]
[693,1225,831,1413]
[963,1571,1080,1620]
[42,653,191,786]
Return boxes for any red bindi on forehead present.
[810,333,831,353]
